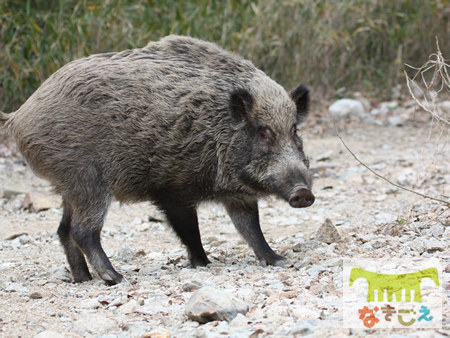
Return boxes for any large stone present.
[185,287,249,323]
[328,99,365,121]
[315,218,342,244]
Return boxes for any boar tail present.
[0,111,9,127]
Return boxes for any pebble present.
[314,218,342,244]
[375,212,397,225]
[5,282,28,293]
[185,287,250,323]
[115,244,137,262]
[120,299,138,314]
[73,314,117,335]
[79,299,102,309]
[30,292,43,299]
[307,265,326,277]
[328,99,366,120]
[387,116,404,127]
[229,313,248,327]
[405,238,425,253]
[182,281,202,292]
[430,225,445,238]
[424,240,446,252]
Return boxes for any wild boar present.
[0,35,314,285]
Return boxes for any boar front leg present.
[162,204,211,267]
[224,200,285,267]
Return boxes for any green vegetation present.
[1,0,448,112]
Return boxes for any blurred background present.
[1,0,449,113]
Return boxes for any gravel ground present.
[0,106,449,337]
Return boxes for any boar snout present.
[289,188,315,208]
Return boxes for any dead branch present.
[335,129,449,205]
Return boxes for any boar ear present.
[290,84,310,123]
[229,88,254,126]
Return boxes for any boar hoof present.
[289,189,315,208]
[72,274,93,284]
[258,253,285,267]
[100,271,123,285]
[190,257,212,268]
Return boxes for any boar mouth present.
[288,187,315,208]
[267,174,315,208]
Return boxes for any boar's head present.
[228,83,314,208]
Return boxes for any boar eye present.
[304,156,310,169]
[259,128,273,144]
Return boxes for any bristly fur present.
[2,35,313,284]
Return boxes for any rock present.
[30,292,43,299]
[424,240,446,253]
[288,322,314,336]
[79,299,102,309]
[314,218,342,244]
[115,244,136,262]
[120,299,139,314]
[5,282,28,293]
[108,296,128,308]
[307,265,326,278]
[229,313,248,328]
[73,314,117,335]
[387,116,404,127]
[266,291,298,305]
[182,281,203,292]
[22,190,62,212]
[328,99,365,121]
[185,287,249,323]
[50,265,72,283]
[405,238,425,253]
[396,168,416,186]
[374,213,397,225]
[430,225,445,237]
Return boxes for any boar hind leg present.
[225,200,285,267]
[162,204,211,267]
[57,198,92,283]
[68,194,123,285]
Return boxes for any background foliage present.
[1,0,448,112]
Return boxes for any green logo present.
[349,267,440,302]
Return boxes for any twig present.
[334,128,449,206]
[404,37,450,126]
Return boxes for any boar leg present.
[162,204,211,267]
[224,200,285,267]
[57,198,92,283]
[69,196,123,285]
